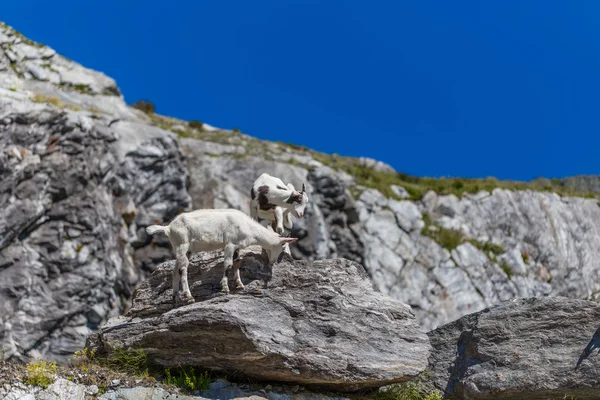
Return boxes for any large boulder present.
[88,248,430,391]
[427,297,600,399]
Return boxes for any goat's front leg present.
[274,207,284,235]
[220,244,235,293]
[175,244,194,305]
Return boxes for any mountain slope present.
[1,21,600,362]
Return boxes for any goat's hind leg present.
[232,248,244,290]
[172,260,181,304]
[175,244,194,305]
[220,244,236,293]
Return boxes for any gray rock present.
[42,378,86,400]
[357,157,395,173]
[427,297,600,399]
[391,185,410,199]
[88,249,430,391]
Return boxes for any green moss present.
[500,262,513,279]
[26,360,57,388]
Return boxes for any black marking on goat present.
[258,185,276,211]
[286,192,303,204]
[250,187,256,200]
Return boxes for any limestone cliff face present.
[1,21,600,361]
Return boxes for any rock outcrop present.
[427,297,600,399]
[88,248,431,391]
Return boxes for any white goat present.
[249,173,309,235]
[146,208,298,304]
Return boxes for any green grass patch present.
[105,347,148,376]
[422,214,506,257]
[163,367,211,392]
[26,360,57,388]
[421,213,464,251]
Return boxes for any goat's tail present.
[146,224,170,237]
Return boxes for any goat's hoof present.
[183,297,195,305]
[235,283,245,290]
[221,286,230,294]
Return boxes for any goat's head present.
[286,183,309,218]
[266,237,298,264]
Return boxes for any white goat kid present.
[146,209,298,304]
[250,173,309,235]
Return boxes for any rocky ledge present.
[87,247,431,392]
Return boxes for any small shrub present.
[132,100,155,115]
[232,127,241,133]
[71,347,96,372]
[189,120,204,131]
[164,367,211,392]
[26,360,57,388]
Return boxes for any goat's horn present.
[302,183,306,192]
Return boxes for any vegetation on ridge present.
[141,105,600,202]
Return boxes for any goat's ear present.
[280,237,298,245]
[301,183,306,193]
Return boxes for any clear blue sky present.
[3,1,600,180]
